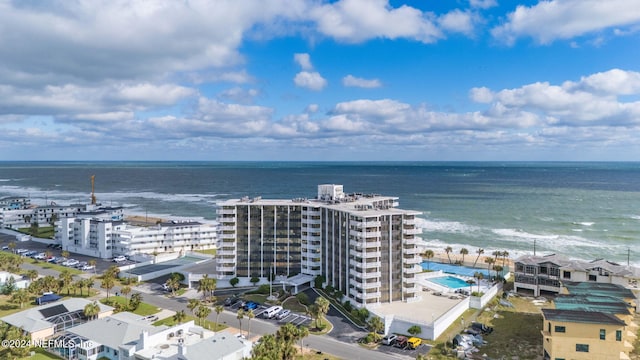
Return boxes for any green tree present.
[494,264,504,279]
[368,316,384,342]
[485,257,495,278]
[83,301,100,320]
[229,277,239,288]
[423,249,434,270]
[445,246,453,264]
[251,334,280,359]
[297,326,309,355]
[247,309,255,338]
[101,275,115,299]
[166,276,180,296]
[2,275,17,295]
[10,289,29,308]
[474,272,484,293]
[408,325,422,336]
[42,275,59,293]
[473,248,484,268]
[459,248,469,264]
[5,325,30,358]
[237,309,245,336]
[197,274,217,302]
[188,298,201,317]
[196,305,211,328]
[250,276,260,286]
[61,250,70,259]
[314,296,330,329]
[129,293,143,311]
[26,269,38,283]
[121,286,132,303]
[88,259,97,273]
[173,310,187,324]
[276,323,299,360]
[214,305,224,329]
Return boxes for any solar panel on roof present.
[40,304,69,319]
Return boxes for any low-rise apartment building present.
[514,254,640,297]
[541,282,638,360]
[217,184,423,307]
[58,217,216,259]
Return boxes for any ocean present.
[0,161,638,266]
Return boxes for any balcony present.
[364,231,382,238]
[217,249,236,256]
[403,265,421,274]
[220,233,236,239]
[360,281,381,289]
[363,261,382,269]
[365,221,381,228]
[403,285,419,293]
[403,255,421,265]
[403,237,420,245]
[349,229,364,238]
[219,225,236,231]
[363,240,381,248]
[362,291,382,300]
[217,208,236,215]
[403,218,416,225]
[403,228,422,235]
[403,247,421,255]
[216,265,236,272]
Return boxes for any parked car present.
[54,257,67,264]
[471,322,494,334]
[224,295,240,306]
[243,301,259,311]
[407,337,422,349]
[74,261,88,269]
[113,255,126,263]
[24,251,37,257]
[381,334,397,346]
[393,336,408,349]
[15,249,28,254]
[80,264,94,271]
[33,253,47,260]
[275,309,291,320]
[1,246,9,251]
[62,259,79,267]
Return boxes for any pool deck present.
[371,289,463,323]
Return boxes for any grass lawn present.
[195,249,216,256]
[17,226,55,239]
[308,316,332,335]
[153,314,227,331]
[18,348,63,360]
[32,260,82,275]
[243,294,269,304]
[100,296,160,316]
[282,297,307,313]
[475,311,543,359]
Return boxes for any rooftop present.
[515,254,640,278]
[562,281,637,300]
[542,308,626,326]
[68,312,164,350]
[553,295,631,315]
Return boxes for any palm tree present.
[236,309,245,336]
[42,275,59,293]
[297,326,309,355]
[459,248,469,265]
[494,264,504,279]
[196,305,211,328]
[101,275,115,299]
[166,276,180,296]
[247,309,255,338]
[83,301,100,320]
[423,249,434,270]
[121,286,132,303]
[68,281,78,296]
[59,269,73,295]
[485,257,495,279]
[367,316,384,342]
[11,289,29,308]
[474,272,484,293]
[214,305,224,330]
[8,241,16,253]
[61,250,70,259]
[88,259,97,274]
[188,298,201,317]
[276,323,300,360]
[173,310,187,324]
[465,279,475,295]
[492,250,501,263]
[86,277,95,294]
[314,296,330,329]
[445,246,453,264]
[26,269,38,283]
[501,250,510,267]
[473,248,484,267]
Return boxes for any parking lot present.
[226,299,312,328]
[0,233,135,274]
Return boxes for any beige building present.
[216,184,423,306]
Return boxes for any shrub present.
[314,275,325,289]
[471,291,484,297]
[408,325,422,336]
[250,277,260,285]
[363,333,376,344]
[343,300,353,312]
[325,285,334,294]
[296,292,310,305]
[229,277,239,287]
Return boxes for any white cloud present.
[577,69,640,95]
[294,71,328,91]
[491,0,640,44]
[218,87,260,104]
[438,10,475,36]
[342,75,382,88]
[469,0,497,9]
[310,0,442,43]
[469,87,494,103]
[306,104,319,113]
[294,53,313,70]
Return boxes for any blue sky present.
[1,0,640,161]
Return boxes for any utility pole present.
[533,239,536,256]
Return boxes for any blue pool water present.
[421,261,491,277]
[427,276,472,289]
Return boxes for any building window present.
[616,330,622,341]
[588,274,597,281]
[600,329,605,340]
[575,344,589,352]
[554,326,566,333]
[562,271,571,279]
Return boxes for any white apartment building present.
[58,218,216,259]
[0,196,124,230]
[217,184,423,306]
[514,254,640,297]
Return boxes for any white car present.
[113,255,127,262]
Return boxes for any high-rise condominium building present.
[217,185,423,306]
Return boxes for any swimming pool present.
[421,261,490,277]
[427,276,471,289]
